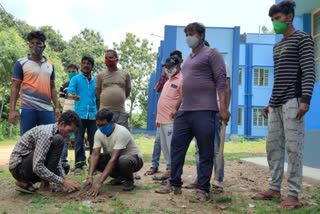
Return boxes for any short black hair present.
[67,64,79,71]
[58,110,81,127]
[170,50,182,59]
[204,40,210,47]
[96,108,114,122]
[27,31,46,43]
[269,0,296,18]
[81,55,94,67]
[106,49,118,58]
[184,22,206,40]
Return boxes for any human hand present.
[170,111,177,119]
[296,103,309,120]
[262,105,269,119]
[87,181,102,197]
[63,178,81,192]
[83,176,93,190]
[156,122,160,128]
[219,109,230,124]
[9,111,19,125]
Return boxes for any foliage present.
[113,33,156,129]
[61,28,107,73]
[131,113,147,129]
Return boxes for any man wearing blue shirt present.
[68,56,97,175]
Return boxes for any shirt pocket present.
[165,84,179,98]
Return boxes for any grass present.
[4,135,320,214]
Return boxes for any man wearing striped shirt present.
[253,1,315,210]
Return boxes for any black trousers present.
[96,153,143,181]
[10,135,64,184]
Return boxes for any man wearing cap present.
[151,56,182,183]
[9,30,60,135]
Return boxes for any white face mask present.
[165,67,177,77]
[186,36,199,48]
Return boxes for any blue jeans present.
[151,128,161,167]
[60,133,75,163]
[20,109,55,135]
[195,112,224,182]
[170,111,216,193]
[74,119,97,169]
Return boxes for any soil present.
[0,147,319,213]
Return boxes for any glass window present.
[253,108,268,126]
[238,67,243,85]
[238,107,243,126]
[254,68,269,86]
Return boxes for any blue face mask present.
[99,123,113,135]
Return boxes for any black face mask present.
[30,45,45,56]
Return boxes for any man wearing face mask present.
[252,1,315,210]
[151,56,182,184]
[59,64,79,174]
[68,56,97,175]
[84,108,143,197]
[96,49,131,129]
[9,110,81,193]
[158,22,230,203]
[9,31,60,136]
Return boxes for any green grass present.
[0,138,18,146]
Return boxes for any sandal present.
[184,182,198,189]
[15,181,38,194]
[152,171,170,181]
[251,190,281,200]
[155,184,181,195]
[144,167,159,175]
[280,201,303,210]
[189,190,210,203]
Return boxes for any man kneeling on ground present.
[9,110,81,193]
[84,108,144,197]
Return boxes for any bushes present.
[0,120,19,140]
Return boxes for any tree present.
[61,28,107,72]
[261,25,274,34]
[39,26,66,52]
[113,33,156,129]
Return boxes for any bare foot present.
[252,189,281,200]
[280,195,303,210]
[39,180,52,192]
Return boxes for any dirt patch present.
[0,161,319,213]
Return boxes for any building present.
[147,0,320,168]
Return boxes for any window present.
[238,67,243,85]
[238,107,243,126]
[312,8,320,82]
[253,108,268,126]
[254,68,269,86]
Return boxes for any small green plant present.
[214,195,232,203]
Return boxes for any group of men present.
[8,30,142,194]
[7,0,316,209]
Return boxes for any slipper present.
[16,186,37,194]
[251,191,281,200]
[280,201,303,210]
[152,174,170,181]
[155,184,173,194]
[184,182,198,189]
[144,167,159,175]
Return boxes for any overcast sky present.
[1,0,275,49]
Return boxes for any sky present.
[1,0,275,50]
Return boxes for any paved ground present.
[242,157,320,181]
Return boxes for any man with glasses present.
[9,30,60,135]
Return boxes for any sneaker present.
[74,168,82,175]
[122,180,135,191]
[189,190,210,203]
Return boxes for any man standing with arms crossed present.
[252,1,315,210]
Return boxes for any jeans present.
[195,112,224,182]
[170,111,216,193]
[20,109,55,136]
[74,119,97,169]
[151,128,161,168]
